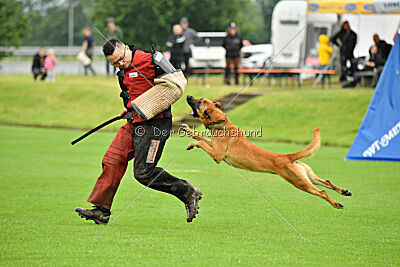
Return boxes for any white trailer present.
[271,0,400,68]
[271,0,308,68]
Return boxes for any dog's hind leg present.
[296,162,352,196]
[282,164,344,209]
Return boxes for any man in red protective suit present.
[75,38,202,224]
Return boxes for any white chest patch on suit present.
[146,139,160,163]
[129,72,138,78]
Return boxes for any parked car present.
[189,32,227,69]
[241,44,273,68]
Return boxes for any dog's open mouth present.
[187,95,200,118]
[190,107,199,118]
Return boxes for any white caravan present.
[271,0,400,68]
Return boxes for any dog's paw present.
[181,123,190,131]
[181,124,193,135]
[335,202,344,209]
[186,145,194,150]
[341,189,352,196]
[186,142,197,150]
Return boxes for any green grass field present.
[0,125,399,265]
[0,74,373,147]
[0,74,261,129]
[0,74,399,265]
[228,90,373,146]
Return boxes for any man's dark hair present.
[103,38,123,56]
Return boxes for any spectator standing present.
[331,21,357,81]
[222,22,243,85]
[318,34,334,69]
[82,27,96,76]
[180,17,197,76]
[32,47,47,81]
[166,24,186,70]
[373,34,392,61]
[318,34,334,86]
[44,49,57,82]
[105,17,124,76]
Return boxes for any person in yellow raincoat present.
[318,34,334,86]
[318,34,334,68]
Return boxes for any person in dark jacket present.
[105,17,124,77]
[343,45,385,88]
[373,34,392,61]
[166,24,186,70]
[31,47,47,81]
[331,21,357,81]
[222,22,243,85]
[180,17,198,76]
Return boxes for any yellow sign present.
[307,0,400,14]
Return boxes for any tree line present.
[1,0,280,50]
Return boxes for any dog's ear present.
[214,101,223,109]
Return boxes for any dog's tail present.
[289,128,321,162]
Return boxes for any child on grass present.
[318,34,334,70]
[44,49,57,82]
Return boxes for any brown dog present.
[183,95,352,208]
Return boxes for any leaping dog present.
[182,95,352,208]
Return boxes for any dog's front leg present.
[187,141,226,164]
[182,124,212,146]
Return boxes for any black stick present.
[71,116,123,145]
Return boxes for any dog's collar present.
[205,119,227,129]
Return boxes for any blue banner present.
[346,33,400,161]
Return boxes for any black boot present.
[234,67,239,85]
[185,188,202,223]
[75,206,111,224]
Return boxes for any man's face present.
[373,34,380,44]
[106,44,130,69]
[173,25,182,35]
[39,48,45,57]
[371,45,378,54]
[229,28,237,35]
[107,22,115,30]
[181,22,188,29]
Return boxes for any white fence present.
[0,46,104,56]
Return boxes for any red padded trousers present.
[87,122,134,210]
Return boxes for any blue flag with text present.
[346,33,400,162]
